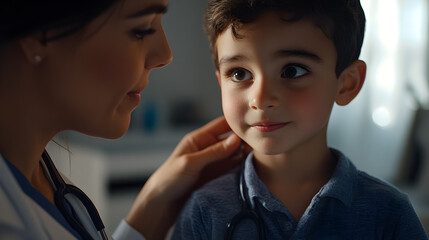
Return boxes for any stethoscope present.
[41,150,108,240]
[224,152,266,240]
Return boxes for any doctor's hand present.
[125,116,245,240]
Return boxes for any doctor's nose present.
[145,27,173,69]
[249,80,280,111]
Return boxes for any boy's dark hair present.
[204,0,366,77]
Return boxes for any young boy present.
[173,0,428,239]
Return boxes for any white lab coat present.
[0,155,145,240]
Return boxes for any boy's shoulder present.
[330,148,409,207]
[354,168,409,205]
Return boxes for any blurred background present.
[47,0,429,235]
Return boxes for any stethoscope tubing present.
[224,156,266,240]
[42,150,107,240]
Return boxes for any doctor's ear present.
[19,34,48,64]
[335,60,366,106]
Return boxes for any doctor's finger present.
[188,116,233,150]
[196,116,232,139]
[185,133,242,171]
[170,116,233,156]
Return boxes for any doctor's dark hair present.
[0,0,118,46]
[204,0,366,77]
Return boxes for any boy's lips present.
[251,122,289,132]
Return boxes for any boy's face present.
[216,12,340,156]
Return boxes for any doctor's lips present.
[127,88,144,103]
[251,121,289,132]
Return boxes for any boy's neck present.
[252,138,336,222]
[253,139,336,185]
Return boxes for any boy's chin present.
[253,146,289,156]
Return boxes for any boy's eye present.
[281,64,309,79]
[229,68,252,82]
[132,28,156,40]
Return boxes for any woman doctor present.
[0,0,243,239]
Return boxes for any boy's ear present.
[216,70,221,86]
[335,60,366,106]
[19,34,47,64]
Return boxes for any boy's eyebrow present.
[275,49,322,62]
[218,50,322,67]
[218,55,248,67]
[126,4,168,18]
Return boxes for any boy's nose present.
[248,80,280,110]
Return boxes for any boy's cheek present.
[222,99,242,119]
[287,91,316,111]
[287,93,332,122]
[222,96,246,129]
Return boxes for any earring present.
[34,55,42,63]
